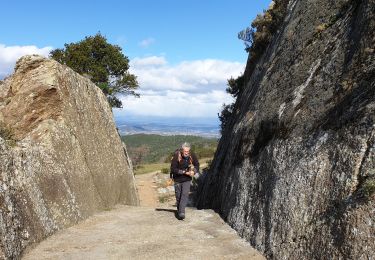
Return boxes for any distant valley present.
[114,115,221,138]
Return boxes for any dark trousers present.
[174,181,191,214]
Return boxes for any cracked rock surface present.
[0,55,139,259]
[197,0,375,259]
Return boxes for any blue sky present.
[0,0,271,121]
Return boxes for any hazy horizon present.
[114,113,221,137]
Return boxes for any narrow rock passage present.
[22,206,264,259]
[22,171,264,259]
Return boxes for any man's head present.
[181,142,191,157]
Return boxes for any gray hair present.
[181,142,191,149]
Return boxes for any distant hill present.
[121,134,218,165]
[114,115,221,138]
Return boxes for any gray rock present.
[166,186,175,193]
[0,55,139,259]
[197,0,375,259]
[157,188,168,194]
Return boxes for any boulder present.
[0,55,139,259]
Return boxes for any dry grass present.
[135,157,213,175]
[134,162,170,175]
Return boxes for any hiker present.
[170,142,199,220]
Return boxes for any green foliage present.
[158,194,170,203]
[239,0,288,54]
[165,142,217,163]
[134,162,170,175]
[0,123,12,140]
[238,0,289,83]
[363,178,375,198]
[218,103,234,134]
[204,159,213,171]
[50,33,139,108]
[219,75,245,133]
[191,142,217,159]
[122,134,218,165]
[0,123,16,146]
[161,168,170,174]
[226,74,244,98]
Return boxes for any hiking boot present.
[178,213,185,220]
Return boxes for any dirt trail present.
[22,170,265,259]
[135,171,160,207]
[135,161,209,208]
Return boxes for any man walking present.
[170,142,199,220]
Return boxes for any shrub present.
[0,123,14,140]
[220,0,289,134]
[363,178,375,197]
[205,159,213,170]
[0,123,16,147]
[158,195,170,203]
[50,33,139,108]
[226,74,245,98]
[239,0,289,54]
[161,168,169,174]
[218,103,234,134]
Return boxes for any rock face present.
[197,0,374,259]
[0,55,139,259]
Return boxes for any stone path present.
[22,206,264,260]
[22,169,264,259]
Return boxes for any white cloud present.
[0,44,53,79]
[129,56,244,92]
[139,37,155,48]
[118,89,235,118]
[119,56,244,118]
[0,46,243,119]
[131,56,167,67]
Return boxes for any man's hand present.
[182,170,194,177]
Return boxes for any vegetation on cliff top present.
[50,33,139,108]
[219,0,289,133]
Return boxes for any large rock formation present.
[197,0,374,259]
[0,55,139,259]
